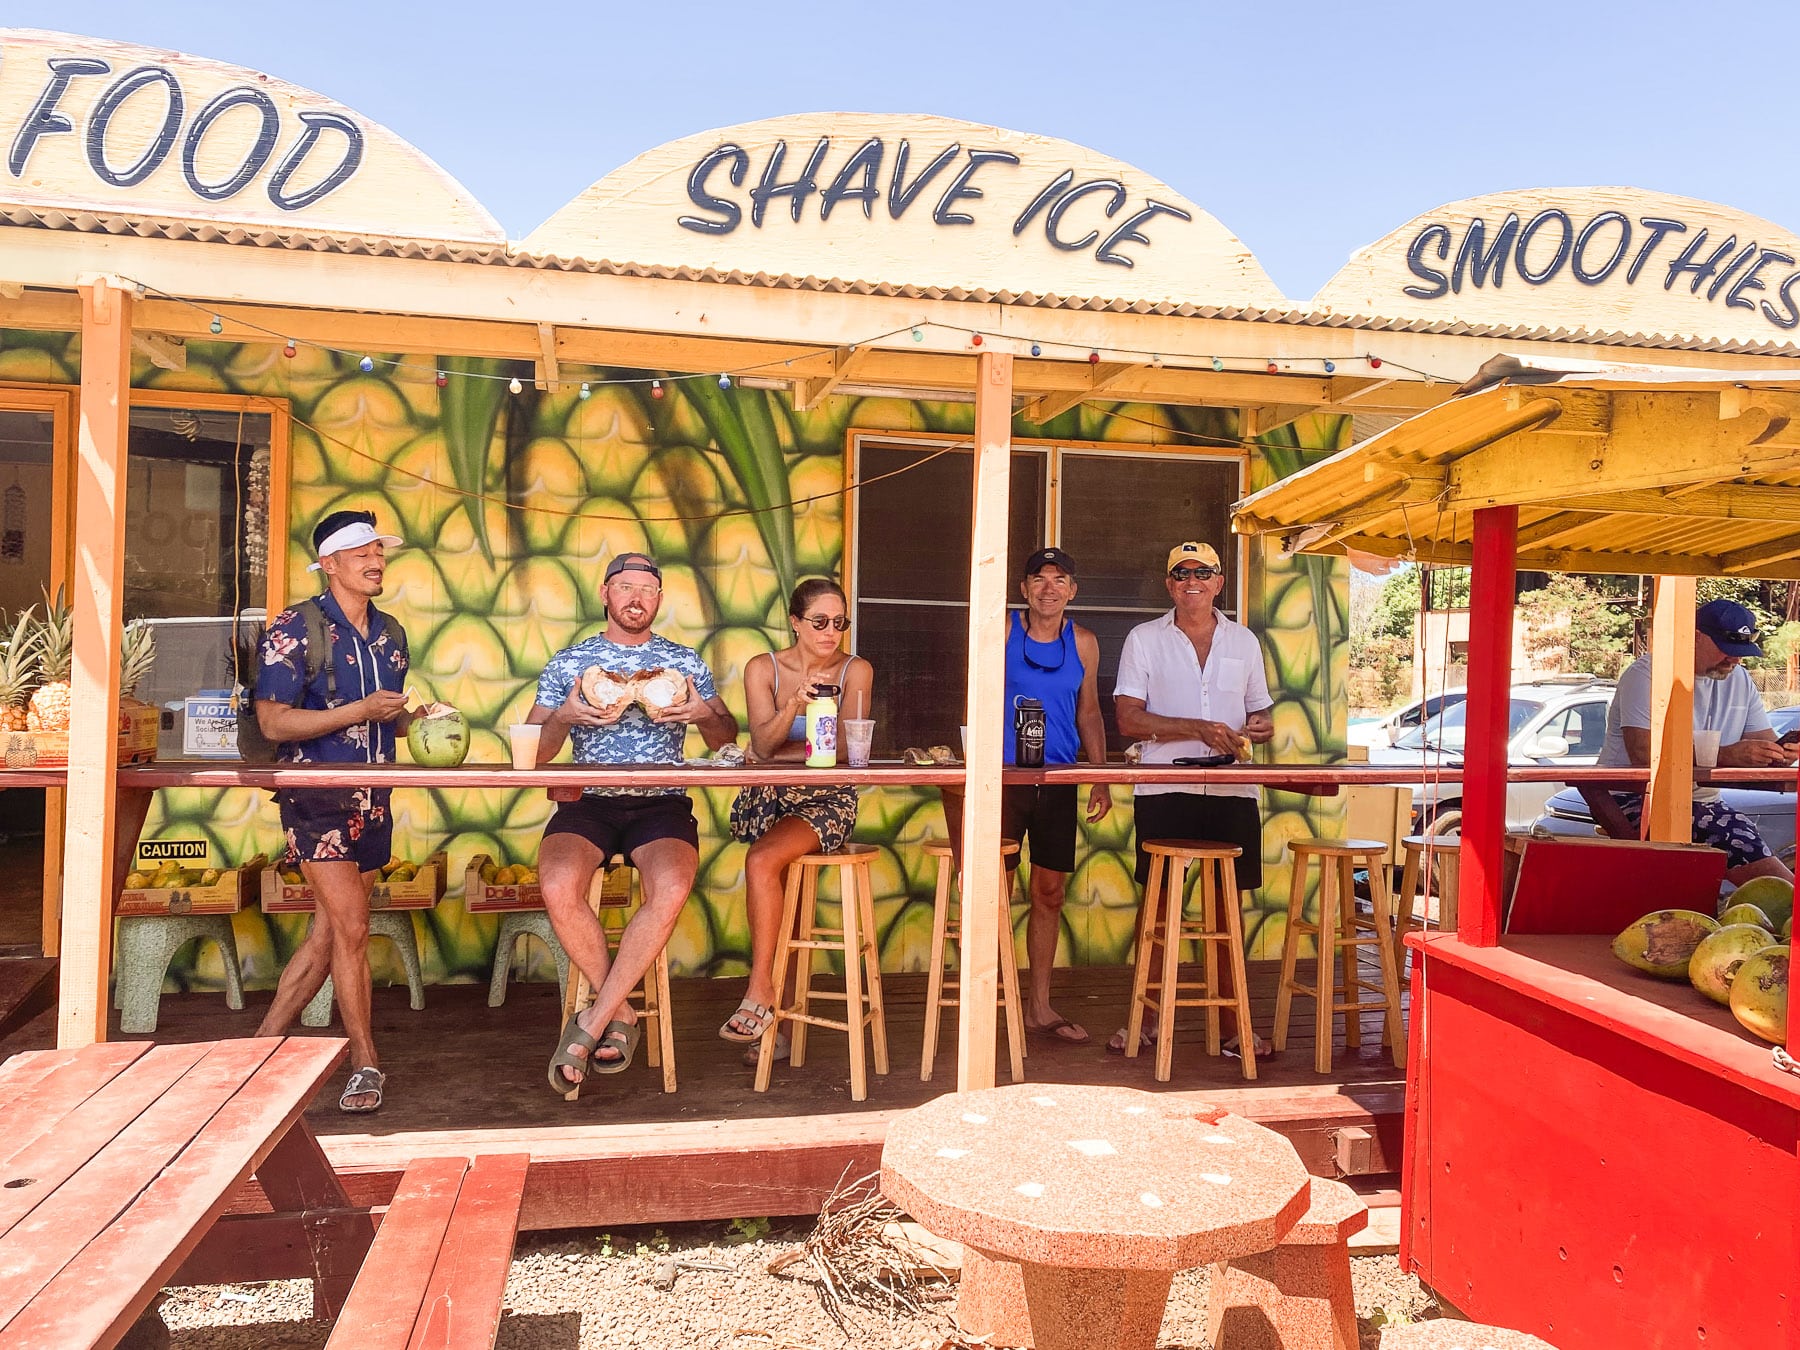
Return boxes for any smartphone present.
[1172,753,1237,768]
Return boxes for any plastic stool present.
[301,908,425,1028]
[755,844,889,1102]
[1125,840,1258,1082]
[487,909,569,1007]
[1206,1176,1368,1350]
[1396,833,1461,969]
[557,862,676,1098]
[920,838,1026,1084]
[1273,838,1406,1073]
[114,913,245,1034]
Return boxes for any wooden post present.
[1645,576,1696,843]
[57,276,133,1048]
[1457,506,1516,948]
[957,350,1012,1092]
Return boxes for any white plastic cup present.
[1694,729,1721,768]
[509,722,542,770]
[844,718,875,768]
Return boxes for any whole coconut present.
[1729,944,1789,1044]
[1688,925,1777,1005]
[1727,876,1794,930]
[407,702,470,768]
[1717,902,1775,932]
[1613,909,1720,979]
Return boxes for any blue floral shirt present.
[255,592,410,766]
[536,633,716,797]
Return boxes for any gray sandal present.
[338,1065,386,1114]
[588,1018,642,1075]
[720,998,775,1044]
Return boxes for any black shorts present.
[278,787,393,874]
[1000,784,1079,874]
[543,793,699,860]
[1133,792,1263,891]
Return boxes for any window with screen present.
[850,436,1242,753]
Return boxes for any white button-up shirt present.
[1115,610,1273,799]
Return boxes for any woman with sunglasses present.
[720,578,874,1053]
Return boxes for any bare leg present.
[259,860,379,1108]
[1023,868,1084,1038]
[582,836,698,1064]
[739,816,823,1011]
[539,832,609,1086]
[1726,854,1794,888]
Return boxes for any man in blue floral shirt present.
[528,552,738,1092]
[252,509,412,1114]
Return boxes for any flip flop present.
[1223,1035,1276,1061]
[719,998,775,1044]
[547,1013,601,1095]
[1026,1017,1090,1045]
[742,1031,790,1067]
[338,1065,386,1114]
[1105,1025,1159,1056]
[588,1018,642,1075]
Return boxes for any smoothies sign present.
[523,113,1287,310]
[1313,187,1800,347]
[0,28,504,244]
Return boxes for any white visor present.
[307,521,403,571]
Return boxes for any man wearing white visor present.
[253,509,412,1113]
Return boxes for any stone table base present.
[957,1247,1173,1350]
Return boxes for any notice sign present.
[138,838,208,865]
[184,692,239,759]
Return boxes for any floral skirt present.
[729,784,859,854]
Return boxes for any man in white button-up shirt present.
[1108,540,1275,1056]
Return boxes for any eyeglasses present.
[801,614,851,632]
[608,581,661,598]
[1170,565,1221,581]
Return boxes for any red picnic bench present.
[0,1035,365,1348]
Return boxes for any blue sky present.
[16,1,1799,300]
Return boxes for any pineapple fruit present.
[0,606,41,733]
[119,619,156,704]
[25,588,69,733]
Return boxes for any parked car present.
[1367,676,1616,834]
[1348,689,1468,750]
[1531,703,1800,870]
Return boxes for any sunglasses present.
[800,614,851,632]
[1170,565,1221,581]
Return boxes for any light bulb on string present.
[1267,361,1279,375]
[435,370,447,388]
[970,333,983,347]
[1029,344,1041,357]
[1369,356,1383,369]
[209,315,223,334]
[1211,357,1224,372]
[1323,360,1336,374]
[283,340,296,359]
[1088,351,1100,364]
[508,376,523,395]
[911,327,923,342]
[358,356,374,373]
[578,382,591,400]
[651,380,664,400]
[718,374,732,390]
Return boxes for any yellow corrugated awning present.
[1231,354,1800,579]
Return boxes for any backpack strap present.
[297,598,337,704]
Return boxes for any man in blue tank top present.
[950,546,1111,1044]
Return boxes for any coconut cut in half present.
[633,668,687,714]
[579,666,635,718]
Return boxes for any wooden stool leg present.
[755,864,805,1094]
[1200,861,1221,1058]
[1440,852,1461,934]
[640,965,660,1070]
[1219,860,1257,1082]
[1314,856,1337,1075]
[792,868,820,1069]
[655,949,676,1093]
[1339,856,1361,1052]
[1272,848,1308,1052]
[1366,853,1407,1067]
[840,861,869,1103]
[858,862,889,1078]
[998,870,1026,1083]
[1155,857,1184,1083]
[921,853,952,1082]
[1396,847,1421,978]
[1126,853,1164,1059]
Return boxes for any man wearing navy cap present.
[1598,598,1796,887]
[252,508,412,1114]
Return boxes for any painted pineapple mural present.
[0,324,1346,991]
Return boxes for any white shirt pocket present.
[1215,656,1248,695]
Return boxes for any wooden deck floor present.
[0,958,1412,1230]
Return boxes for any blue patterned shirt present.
[536,633,717,796]
[254,592,409,765]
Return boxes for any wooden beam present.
[958,351,1012,1093]
[1021,361,1142,422]
[1646,577,1697,844]
[1515,512,1603,549]
[0,282,22,300]
[1238,404,1323,438]
[792,345,874,412]
[59,277,132,1048]
[1548,483,1800,523]
[1718,531,1800,573]
[128,332,185,372]
[534,323,559,391]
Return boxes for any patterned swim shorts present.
[1613,793,1774,871]
[729,784,860,854]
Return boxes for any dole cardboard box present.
[464,852,543,913]
[116,843,265,918]
[2,701,161,770]
[261,851,447,912]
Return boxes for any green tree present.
[1519,575,1636,678]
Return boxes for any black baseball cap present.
[603,551,662,584]
[1023,546,1077,577]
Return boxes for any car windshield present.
[1394,697,1544,752]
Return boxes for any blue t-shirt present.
[254,593,409,766]
[536,633,717,796]
[1003,613,1083,766]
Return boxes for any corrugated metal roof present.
[12,205,1800,355]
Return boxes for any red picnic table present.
[0,1035,368,1348]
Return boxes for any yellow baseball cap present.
[1166,541,1222,573]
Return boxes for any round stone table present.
[880,1083,1311,1350]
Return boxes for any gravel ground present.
[158,1218,1441,1349]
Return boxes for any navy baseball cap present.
[1023,546,1077,577]
[1697,599,1762,657]
[604,551,662,584]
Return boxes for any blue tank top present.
[1003,613,1082,766]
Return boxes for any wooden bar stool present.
[919,837,1026,1084]
[755,844,890,1102]
[1125,840,1258,1083]
[1396,833,1461,969]
[1274,838,1406,1073]
[559,860,676,1100]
